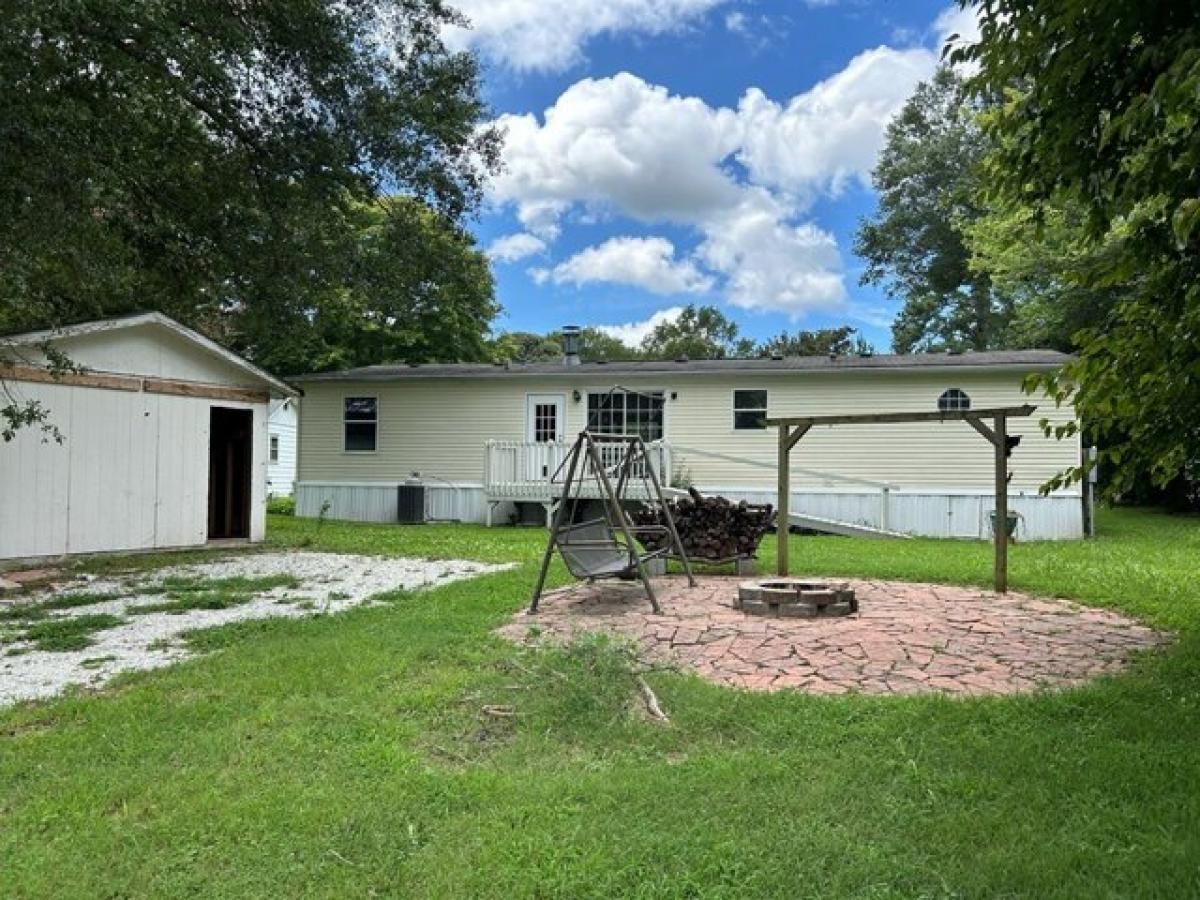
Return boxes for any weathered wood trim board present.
[1,363,269,404]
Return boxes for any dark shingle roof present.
[293,350,1070,382]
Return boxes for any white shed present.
[0,313,297,561]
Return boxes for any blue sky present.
[446,1,974,350]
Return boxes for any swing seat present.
[557,518,637,579]
[556,517,671,580]
[528,421,697,615]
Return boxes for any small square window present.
[344,397,377,452]
[733,389,768,430]
[269,435,280,463]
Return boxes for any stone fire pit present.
[737,578,857,618]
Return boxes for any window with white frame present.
[532,402,559,443]
[269,434,280,463]
[586,390,665,441]
[937,388,971,412]
[344,397,377,452]
[733,389,768,430]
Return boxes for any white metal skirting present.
[705,487,1083,541]
[296,481,1083,540]
[295,482,488,524]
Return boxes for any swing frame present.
[528,427,696,614]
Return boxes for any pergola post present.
[777,424,790,575]
[993,413,1008,594]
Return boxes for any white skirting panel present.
[704,486,1084,541]
[296,481,1084,540]
[295,482,488,524]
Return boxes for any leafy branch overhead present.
[956,0,1200,503]
[0,0,500,377]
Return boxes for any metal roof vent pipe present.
[561,324,582,366]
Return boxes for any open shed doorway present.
[208,407,253,540]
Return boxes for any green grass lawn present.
[2,508,1199,897]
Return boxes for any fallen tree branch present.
[636,675,669,724]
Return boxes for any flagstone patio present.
[500,576,1169,695]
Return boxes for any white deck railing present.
[484,439,673,502]
[483,438,901,531]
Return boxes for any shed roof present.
[2,312,298,397]
[294,349,1070,383]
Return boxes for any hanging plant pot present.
[989,511,1020,539]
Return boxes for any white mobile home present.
[293,338,1084,540]
[0,313,297,561]
[267,397,299,497]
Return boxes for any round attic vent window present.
[938,388,971,412]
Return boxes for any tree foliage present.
[962,199,1119,353]
[756,326,873,358]
[960,1,1200,500]
[856,67,1011,353]
[0,0,500,378]
[490,310,872,364]
[489,327,650,364]
[489,332,566,364]
[242,198,499,374]
[640,305,755,360]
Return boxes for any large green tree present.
[856,67,1011,353]
[960,1,1200,501]
[0,0,499,368]
[640,305,755,360]
[488,332,565,364]
[756,326,873,357]
[246,199,498,374]
[962,199,1118,353]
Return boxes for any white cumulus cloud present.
[446,0,733,73]
[735,45,934,197]
[697,191,847,312]
[486,232,546,263]
[482,6,963,316]
[595,306,686,346]
[490,73,742,229]
[534,236,714,294]
[933,3,983,54]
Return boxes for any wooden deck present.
[483,440,674,519]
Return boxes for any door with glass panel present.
[525,394,566,481]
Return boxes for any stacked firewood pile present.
[633,487,775,561]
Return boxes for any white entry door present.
[525,393,566,480]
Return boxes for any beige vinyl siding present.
[298,379,532,483]
[297,367,1079,494]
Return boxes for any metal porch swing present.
[528,388,696,614]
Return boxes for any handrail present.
[667,443,899,491]
[484,438,894,530]
[483,439,671,492]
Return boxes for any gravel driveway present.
[1,551,511,707]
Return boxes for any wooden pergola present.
[766,404,1036,593]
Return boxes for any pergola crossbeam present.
[771,404,1036,594]
[764,404,1035,428]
